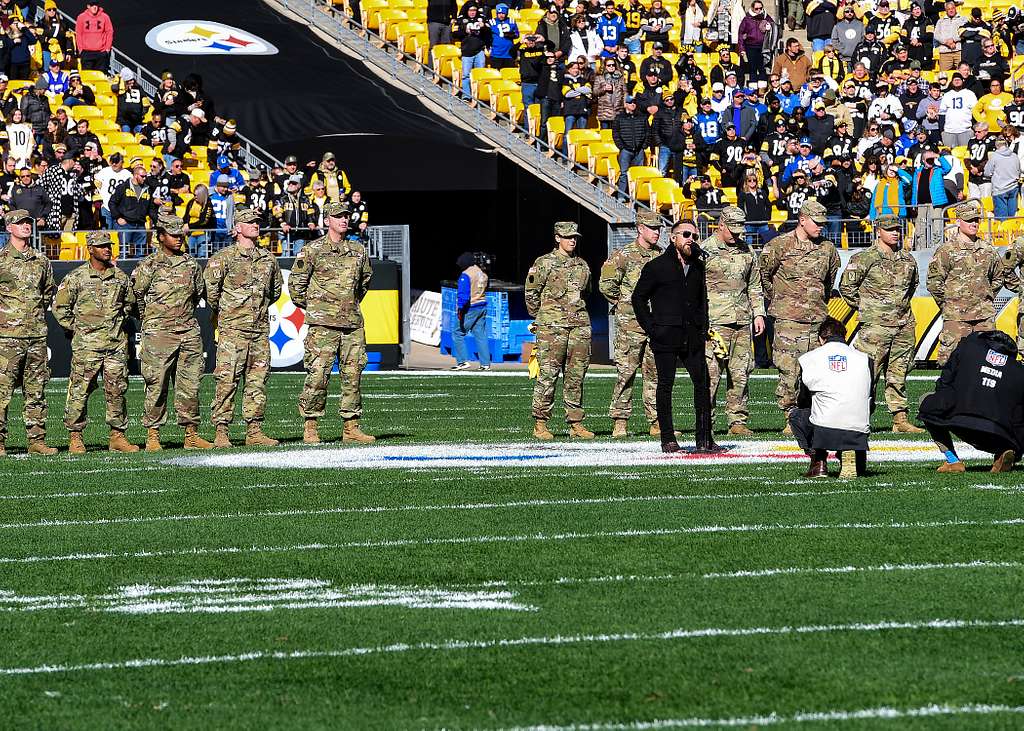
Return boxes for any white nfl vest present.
[798,341,872,434]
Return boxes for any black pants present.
[653,345,712,445]
[80,50,109,73]
[924,422,1019,458]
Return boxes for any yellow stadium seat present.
[488,80,523,121]
[470,68,502,100]
[546,116,566,151]
[518,8,544,28]
[78,69,108,84]
[526,103,541,137]
[627,166,661,201]
[587,142,620,186]
[73,105,104,120]
[599,128,614,144]
[432,44,460,80]
[396,22,428,59]
[362,0,390,30]
[379,10,409,41]
[649,177,685,215]
[566,128,602,164]
[500,67,521,83]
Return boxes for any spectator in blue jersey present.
[209,174,236,249]
[451,252,492,371]
[595,1,626,58]
[780,138,821,183]
[694,98,721,145]
[453,3,491,99]
[208,156,245,193]
[42,58,68,95]
[488,5,519,70]
[777,78,801,113]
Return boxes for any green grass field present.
[2,370,1023,729]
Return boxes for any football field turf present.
[2,371,1023,729]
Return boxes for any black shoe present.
[693,442,727,454]
[661,441,681,453]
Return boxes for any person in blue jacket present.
[488,5,519,69]
[595,2,626,58]
[779,138,821,183]
[452,252,492,371]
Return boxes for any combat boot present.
[145,428,162,452]
[611,419,629,438]
[0,442,5,457]
[650,423,681,438]
[303,419,321,445]
[992,449,1017,473]
[569,422,595,439]
[183,426,214,450]
[839,451,858,479]
[214,425,233,448]
[108,430,139,453]
[782,420,794,437]
[533,419,553,440]
[728,423,754,437]
[245,423,279,447]
[68,430,86,455]
[892,412,925,433]
[343,419,376,444]
[937,460,966,473]
[27,439,57,456]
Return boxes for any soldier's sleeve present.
[1004,240,1024,292]
[747,251,766,318]
[760,240,780,303]
[203,254,225,314]
[52,270,77,331]
[582,261,592,297]
[289,248,312,310]
[122,271,138,320]
[193,259,206,308]
[838,252,867,309]
[989,250,1008,298]
[630,262,656,336]
[269,257,284,304]
[909,257,920,299]
[130,259,152,321]
[524,258,546,318]
[357,249,372,302]
[826,244,841,294]
[925,248,948,307]
[598,251,624,305]
[41,258,56,309]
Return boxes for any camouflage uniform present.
[131,237,206,428]
[526,224,592,424]
[926,203,1006,365]
[204,226,283,428]
[760,201,841,413]
[290,219,373,422]
[702,211,766,428]
[53,246,136,433]
[0,231,55,445]
[839,215,919,416]
[1004,236,1024,350]
[600,229,658,426]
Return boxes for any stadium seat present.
[649,178,687,218]
[526,103,541,137]
[73,105,105,120]
[546,116,565,152]
[396,22,428,60]
[431,44,460,80]
[566,128,602,165]
[470,68,502,100]
[78,69,108,85]
[627,166,662,201]
[587,142,620,186]
[499,67,520,83]
[489,81,523,122]
[379,10,410,41]
[362,0,391,31]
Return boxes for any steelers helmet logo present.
[269,269,308,368]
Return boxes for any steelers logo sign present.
[269,270,308,368]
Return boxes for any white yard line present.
[0,617,1018,677]
[0,488,170,501]
[2,517,1021,565]
[351,369,940,381]
[703,560,1024,580]
[0,487,925,531]
[496,703,1024,729]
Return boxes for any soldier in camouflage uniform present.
[0,210,56,456]
[204,207,284,448]
[290,201,375,444]
[926,200,1007,366]
[760,199,841,433]
[600,210,660,438]
[1006,236,1024,351]
[526,221,594,440]
[54,231,139,454]
[131,213,214,451]
[839,213,925,433]
[702,206,766,437]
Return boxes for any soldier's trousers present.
[856,321,916,415]
[141,328,204,428]
[531,324,591,423]
[0,336,48,443]
[64,345,129,432]
[299,325,367,420]
[608,325,657,423]
[773,319,818,413]
[706,323,753,426]
[211,330,271,426]
[937,318,994,366]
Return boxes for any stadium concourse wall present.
[44,257,401,378]
[607,224,1021,365]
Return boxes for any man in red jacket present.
[75,2,113,73]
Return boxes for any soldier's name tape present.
[167,440,987,471]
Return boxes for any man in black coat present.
[919,331,1024,473]
[631,218,720,453]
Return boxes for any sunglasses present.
[673,230,697,239]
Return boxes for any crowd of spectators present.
[419,0,1024,246]
[0,1,369,259]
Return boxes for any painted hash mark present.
[165,440,989,471]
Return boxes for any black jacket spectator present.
[116,84,145,129]
[534,17,572,59]
[612,108,650,153]
[634,84,663,115]
[519,44,545,84]
[427,0,457,25]
[10,181,47,221]
[20,88,50,134]
[109,178,156,226]
[806,0,838,42]
[653,105,684,151]
[631,244,708,353]
[807,113,835,153]
[453,10,491,57]
[639,55,673,87]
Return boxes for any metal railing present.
[268,0,647,224]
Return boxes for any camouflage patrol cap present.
[4,209,31,225]
[554,221,582,239]
[874,213,900,231]
[720,205,746,234]
[636,210,662,228]
[324,201,350,218]
[799,199,829,224]
[954,200,983,222]
[86,231,113,247]
[157,213,185,235]
[234,207,260,224]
